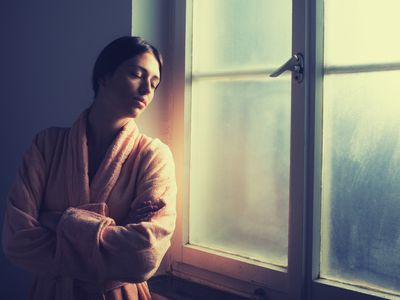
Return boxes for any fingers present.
[132,210,155,222]
[140,200,165,208]
[133,212,156,223]
[136,202,164,214]
[132,200,166,223]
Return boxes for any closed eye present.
[130,71,143,79]
[128,65,160,89]
[151,79,160,89]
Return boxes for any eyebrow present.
[129,64,160,82]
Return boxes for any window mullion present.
[287,0,308,298]
[307,0,325,298]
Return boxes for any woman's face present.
[101,51,161,118]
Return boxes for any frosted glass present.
[189,79,290,266]
[321,71,400,293]
[324,0,400,66]
[192,0,292,73]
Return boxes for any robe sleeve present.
[55,140,177,283]
[2,131,59,276]
[3,131,177,283]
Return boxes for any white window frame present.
[133,1,399,299]
[168,1,306,299]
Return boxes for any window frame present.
[308,1,399,299]
[169,0,307,299]
[133,0,400,299]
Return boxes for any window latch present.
[270,53,304,83]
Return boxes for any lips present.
[133,97,147,108]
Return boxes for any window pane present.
[189,0,291,267]
[321,71,400,294]
[189,79,290,266]
[192,0,292,73]
[324,0,400,66]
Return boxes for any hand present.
[131,200,166,223]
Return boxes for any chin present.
[129,107,143,118]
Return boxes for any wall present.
[0,1,132,297]
[132,0,175,145]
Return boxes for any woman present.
[2,36,176,300]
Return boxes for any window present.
[319,0,400,297]
[133,0,400,299]
[189,0,291,267]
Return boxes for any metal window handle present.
[270,53,304,83]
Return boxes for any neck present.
[87,99,131,147]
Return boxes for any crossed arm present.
[2,136,176,284]
[39,199,165,233]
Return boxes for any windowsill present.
[148,275,249,300]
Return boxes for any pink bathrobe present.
[2,110,176,300]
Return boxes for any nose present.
[139,79,151,95]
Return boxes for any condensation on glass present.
[189,0,292,266]
[321,0,400,294]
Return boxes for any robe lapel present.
[66,110,140,206]
[65,110,91,207]
[89,118,139,204]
